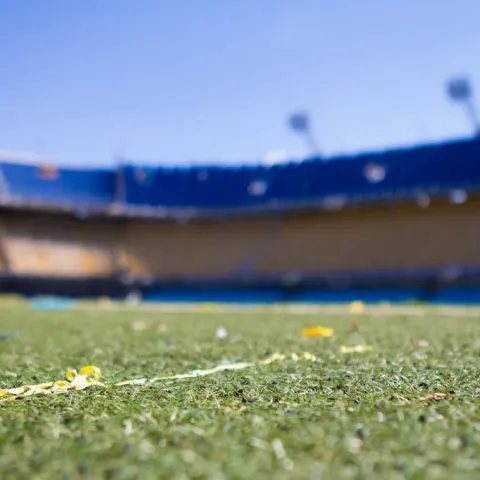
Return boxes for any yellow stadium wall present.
[1,198,480,279]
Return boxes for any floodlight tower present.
[288,111,320,157]
[446,77,480,136]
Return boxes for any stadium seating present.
[1,137,480,211]
[253,202,480,276]
[0,161,115,207]
[118,137,480,210]
[2,214,116,277]
[116,201,480,281]
[120,219,278,278]
[3,199,480,285]
[1,137,480,302]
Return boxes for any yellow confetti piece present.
[0,352,317,403]
[340,345,373,353]
[0,368,103,403]
[301,326,334,338]
[419,392,448,402]
[198,303,216,313]
[131,320,148,332]
[348,301,365,314]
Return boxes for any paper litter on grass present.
[0,352,318,403]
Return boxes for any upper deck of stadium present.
[1,136,479,215]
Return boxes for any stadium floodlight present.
[288,111,320,157]
[446,77,480,136]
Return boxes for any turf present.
[0,301,480,479]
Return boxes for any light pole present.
[288,111,320,157]
[446,77,479,136]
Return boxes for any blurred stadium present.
[1,133,480,304]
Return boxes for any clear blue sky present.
[1,0,479,166]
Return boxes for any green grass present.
[1,301,480,479]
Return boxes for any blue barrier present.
[30,297,76,311]
[0,331,19,341]
[142,287,480,305]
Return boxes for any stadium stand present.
[117,138,480,211]
[1,137,480,302]
[0,156,115,208]
[1,213,117,278]
[1,137,480,212]
[253,202,480,276]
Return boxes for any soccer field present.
[0,301,479,479]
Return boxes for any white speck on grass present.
[215,327,228,340]
[272,438,286,459]
[181,450,196,464]
[124,419,133,436]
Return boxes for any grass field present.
[1,301,480,479]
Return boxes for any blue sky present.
[1,0,479,166]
